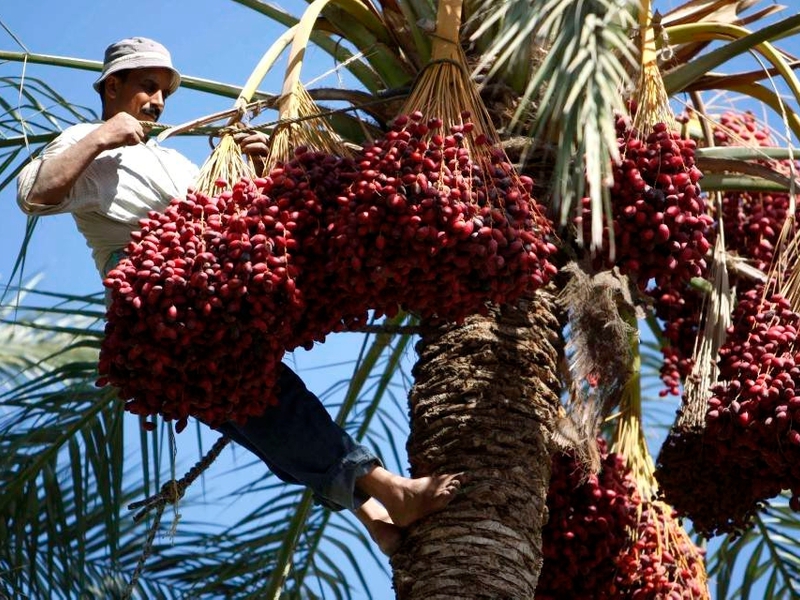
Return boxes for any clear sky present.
[0,1,401,597]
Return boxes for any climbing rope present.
[122,434,231,599]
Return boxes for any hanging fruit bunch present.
[657,121,800,535]
[647,108,795,396]
[603,0,717,294]
[257,79,374,349]
[716,111,796,289]
[706,283,800,507]
[660,284,800,536]
[611,338,709,598]
[327,0,557,325]
[611,114,715,397]
[575,11,715,400]
[652,284,706,396]
[330,108,557,324]
[99,178,290,430]
[536,438,641,599]
[654,233,778,537]
[612,500,708,598]
[581,114,713,292]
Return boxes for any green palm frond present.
[0,289,185,599]
[0,75,97,290]
[116,318,413,599]
[0,74,97,163]
[467,0,637,252]
[664,13,800,126]
[230,0,416,94]
[659,0,790,66]
[706,498,800,599]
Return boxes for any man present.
[16,36,462,556]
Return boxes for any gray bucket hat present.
[93,37,181,94]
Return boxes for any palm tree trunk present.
[391,287,563,599]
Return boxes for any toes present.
[444,472,466,493]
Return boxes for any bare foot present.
[355,499,403,556]
[356,466,465,528]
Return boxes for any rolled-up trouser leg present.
[214,363,381,511]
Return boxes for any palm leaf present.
[705,497,800,599]
[660,0,790,66]
[0,288,211,599]
[467,0,637,253]
[663,13,800,100]
[229,0,413,93]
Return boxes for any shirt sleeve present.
[16,124,106,216]
[16,157,48,215]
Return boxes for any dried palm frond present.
[559,262,640,465]
[678,221,732,427]
[771,164,800,305]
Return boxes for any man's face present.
[104,67,174,122]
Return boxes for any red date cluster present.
[99,180,290,431]
[658,286,800,536]
[583,119,713,291]
[325,111,557,323]
[98,113,557,428]
[538,440,708,598]
[613,501,708,598]
[656,421,776,538]
[536,439,641,599]
[708,288,800,504]
[650,110,785,396]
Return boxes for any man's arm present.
[25,113,151,207]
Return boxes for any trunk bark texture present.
[391,287,563,599]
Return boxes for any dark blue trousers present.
[214,364,380,510]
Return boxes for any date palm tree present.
[2,0,800,598]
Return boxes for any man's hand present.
[233,130,270,158]
[233,131,270,174]
[94,112,151,150]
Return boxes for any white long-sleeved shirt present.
[17,122,199,275]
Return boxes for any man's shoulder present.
[51,121,103,145]
[34,121,102,160]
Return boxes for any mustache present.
[141,105,161,121]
